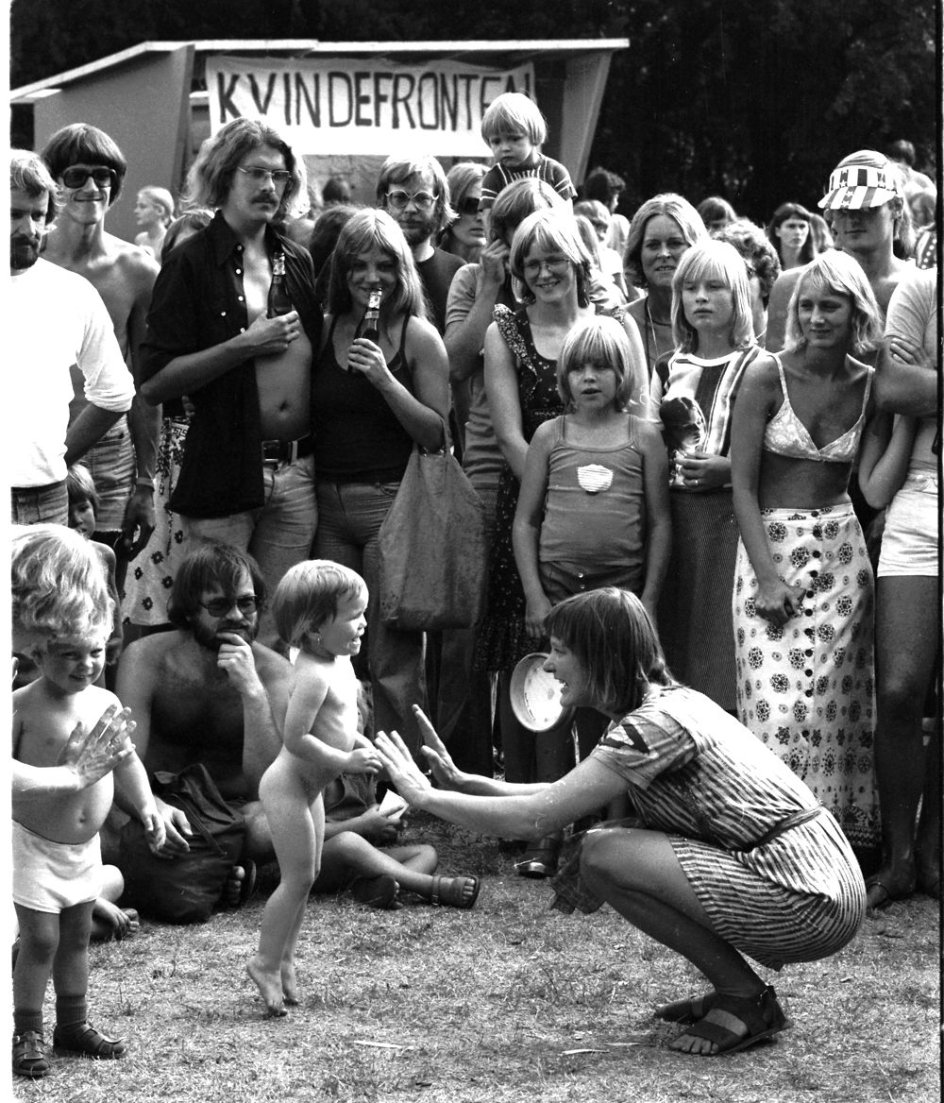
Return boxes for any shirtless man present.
[140,118,322,647]
[114,543,293,862]
[41,124,160,559]
[766,149,912,353]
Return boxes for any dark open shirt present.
[141,211,322,517]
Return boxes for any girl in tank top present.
[514,315,669,633]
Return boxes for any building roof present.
[11,39,629,104]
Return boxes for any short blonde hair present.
[784,251,883,356]
[272,560,367,650]
[556,315,648,415]
[481,93,547,145]
[671,240,756,353]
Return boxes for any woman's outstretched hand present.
[412,705,467,791]
[374,728,434,809]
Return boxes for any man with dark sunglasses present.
[140,119,322,648]
[41,124,160,569]
[113,543,292,881]
[9,150,134,527]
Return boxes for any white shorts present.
[877,470,939,578]
[12,820,102,913]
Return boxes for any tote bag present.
[378,446,487,631]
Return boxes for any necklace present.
[644,298,673,369]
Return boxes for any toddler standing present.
[12,582,165,1079]
[247,561,382,1017]
[479,92,577,211]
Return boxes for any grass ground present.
[13,815,940,1103]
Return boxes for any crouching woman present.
[376,588,865,1056]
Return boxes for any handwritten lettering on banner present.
[206,57,536,156]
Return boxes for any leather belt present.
[261,436,314,465]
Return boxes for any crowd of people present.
[9,92,938,1076]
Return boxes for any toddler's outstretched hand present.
[347,746,382,775]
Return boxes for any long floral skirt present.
[732,504,880,851]
[121,417,189,627]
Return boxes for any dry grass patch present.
[13,815,940,1103]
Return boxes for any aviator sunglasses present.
[199,595,260,617]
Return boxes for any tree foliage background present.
[10,0,938,224]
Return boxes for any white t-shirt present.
[884,266,937,472]
[9,259,134,486]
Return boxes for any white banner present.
[205,56,536,156]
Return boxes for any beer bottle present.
[267,253,293,317]
[360,289,382,342]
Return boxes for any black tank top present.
[312,314,414,480]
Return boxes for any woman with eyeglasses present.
[439,162,488,265]
[310,209,449,759]
[477,208,647,877]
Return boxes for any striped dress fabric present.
[590,685,866,968]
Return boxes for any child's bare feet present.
[280,962,299,1006]
[91,899,140,942]
[246,959,287,1017]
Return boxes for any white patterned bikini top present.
[763,354,872,464]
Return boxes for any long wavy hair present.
[184,118,307,221]
[325,208,428,321]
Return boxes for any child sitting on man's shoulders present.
[479,92,577,212]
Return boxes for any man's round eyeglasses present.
[237,166,292,188]
[199,596,259,617]
[386,190,437,211]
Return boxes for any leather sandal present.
[13,1030,49,1078]
[669,985,788,1056]
[515,835,562,879]
[53,1021,126,1059]
[429,875,480,909]
[655,990,716,1024]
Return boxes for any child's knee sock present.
[55,994,88,1031]
[13,1009,44,1035]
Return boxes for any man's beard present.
[395,210,437,247]
[10,236,41,271]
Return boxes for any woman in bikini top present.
[730,250,883,626]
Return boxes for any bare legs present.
[579,828,770,1055]
[868,575,939,907]
[248,766,323,1016]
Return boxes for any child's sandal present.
[429,875,480,909]
[13,1031,49,1078]
[53,1022,126,1059]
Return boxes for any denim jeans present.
[314,477,426,756]
[182,453,317,648]
[11,481,68,526]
